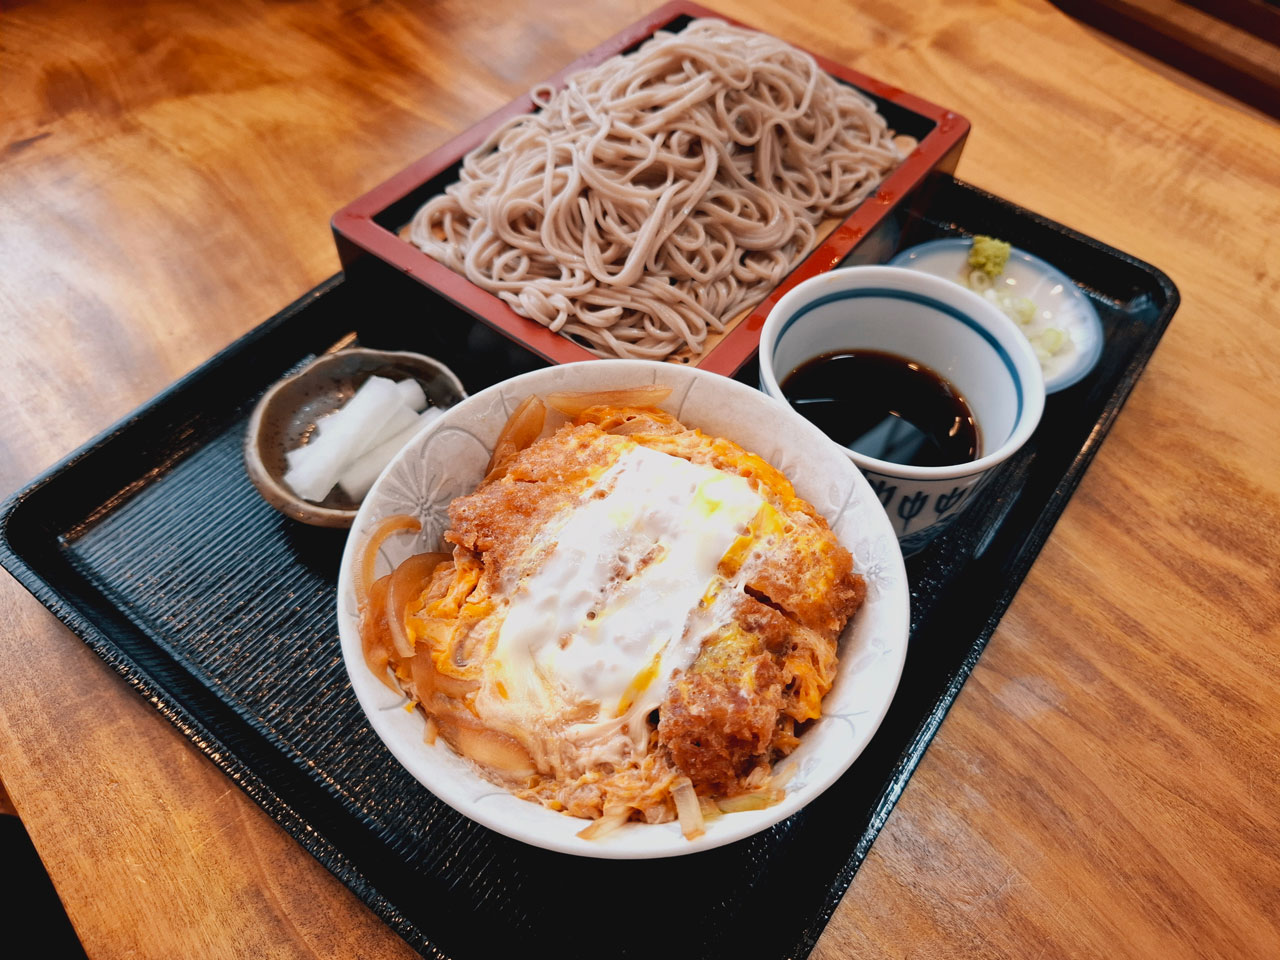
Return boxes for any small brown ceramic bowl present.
[244,347,467,527]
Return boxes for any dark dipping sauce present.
[781,350,980,467]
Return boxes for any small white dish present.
[890,238,1104,392]
[336,360,910,859]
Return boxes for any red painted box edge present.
[330,0,971,373]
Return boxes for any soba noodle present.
[410,19,904,360]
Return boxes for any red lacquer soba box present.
[331,0,969,377]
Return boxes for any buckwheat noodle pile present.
[410,19,904,359]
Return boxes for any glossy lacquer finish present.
[330,0,970,376]
[0,178,1176,960]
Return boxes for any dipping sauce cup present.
[758,266,1046,554]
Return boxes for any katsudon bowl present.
[335,361,909,858]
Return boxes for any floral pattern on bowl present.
[335,360,910,859]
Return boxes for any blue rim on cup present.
[758,266,1046,554]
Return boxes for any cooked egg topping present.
[479,444,764,762]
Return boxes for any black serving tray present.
[0,178,1176,960]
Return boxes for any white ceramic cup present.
[759,266,1046,554]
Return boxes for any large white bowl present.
[336,360,910,858]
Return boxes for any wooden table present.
[2,1,1277,956]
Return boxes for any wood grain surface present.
[1054,0,1280,119]
[2,0,1278,957]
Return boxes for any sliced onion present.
[360,576,400,692]
[448,723,536,779]
[361,636,398,693]
[698,794,722,821]
[544,386,672,418]
[384,552,450,659]
[671,776,705,840]
[769,764,797,791]
[407,630,478,701]
[484,395,546,482]
[577,804,633,840]
[432,664,478,700]
[716,789,784,813]
[355,514,421,612]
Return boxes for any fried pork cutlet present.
[363,403,866,829]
